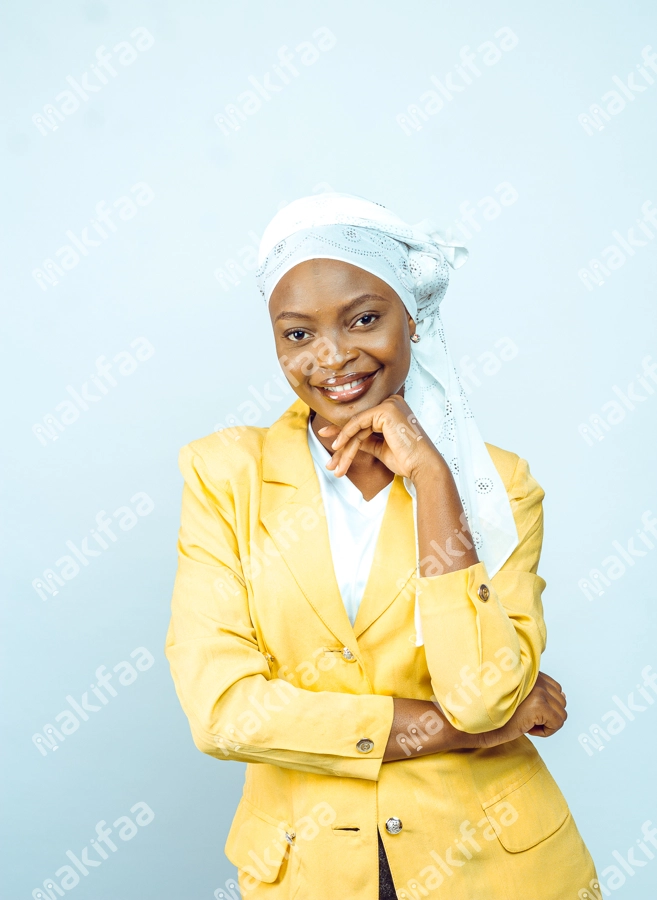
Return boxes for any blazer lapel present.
[352,475,417,638]
[260,399,357,651]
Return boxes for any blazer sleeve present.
[416,455,547,733]
[165,445,394,781]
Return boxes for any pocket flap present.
[481,762,570,853]
[225,797,292,883]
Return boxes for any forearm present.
[413,462,479,577]
[383,673,567,762]
[383,698,482,761]
[168,647,395,779]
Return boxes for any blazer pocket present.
[225,797,294,883]
[480,762,570,853]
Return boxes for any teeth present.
[323,376,367,393]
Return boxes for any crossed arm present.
[383,672,567,762]
[324,395,568,763]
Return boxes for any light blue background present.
[2,0,656,897]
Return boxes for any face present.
[269,258,416,426]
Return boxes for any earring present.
[411,333,421,343]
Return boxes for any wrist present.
[443,723,486,751]
[409,451,452,488]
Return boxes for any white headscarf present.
[256,193,518,645]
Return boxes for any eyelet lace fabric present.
[256,193,519,646]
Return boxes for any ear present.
[407,312,417,339]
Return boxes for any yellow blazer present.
[166,398,597,899]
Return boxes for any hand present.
[317,395,446,482]
[479,673,567,749]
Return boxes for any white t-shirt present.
[307,420,393,625]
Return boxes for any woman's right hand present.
[479,672,567,749]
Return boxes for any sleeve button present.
[356,738,374,753]
[477,584,490,602]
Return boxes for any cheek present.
[391,350,411,391]
[368,328,411,374]
[274,342,314,389]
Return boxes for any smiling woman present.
[165,193,598,899]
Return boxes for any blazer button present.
[385,817,403,834]
[284,831,296,844]
[342,647,356,661]
[356,738,374,753]
[477,584,490,602]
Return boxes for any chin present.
[318,393,388,425]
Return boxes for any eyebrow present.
[274,293,390,323]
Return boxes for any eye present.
[354,313,379,327]
[285,328,312,342]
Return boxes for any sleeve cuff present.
[330,693,395,780]
[417,560,493,608]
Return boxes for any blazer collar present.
[262,398,315,491]
[260,399,416,647]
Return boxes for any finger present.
[528,724,561,738]
[540,681,567,709]
[550,703,568,728]
[543,699,568,729]
[535,676,566,708]
[317,424,340,436]
[330,401,402,450]
[527,725,548,737]
[536,672,562,691]
[537,672,563,694]
[326,431,373,476]
[536,688,567,720]
[527,692,568,731]
[538,717,566,737]
[327,436,388,478]
[330,411,375,450]
[529,704,567,737]
[357,434,388,461]
[528,680,563,710]
[544,679,565,700]
[544,685,568,713]
[325,446,348,475]
[327,440,363,478]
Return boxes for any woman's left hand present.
[318,395,447,483]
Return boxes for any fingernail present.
[331,439,338,449]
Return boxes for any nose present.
[317,336,357,371]
[319,350,356,373]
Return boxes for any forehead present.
[269,258,401,316]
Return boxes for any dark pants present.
[378,830,396,899]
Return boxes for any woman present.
[166,193,598,899]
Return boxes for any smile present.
[315,370,379,402]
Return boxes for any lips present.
[314,370,379,403]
